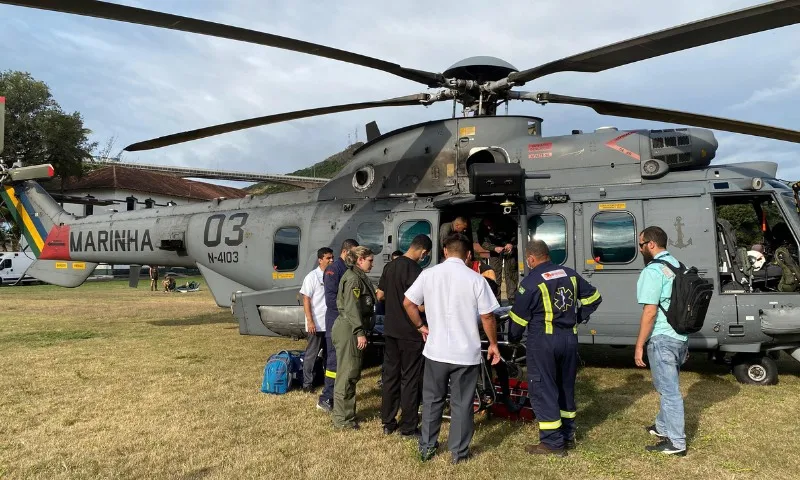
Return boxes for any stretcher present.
[444,307,536,422]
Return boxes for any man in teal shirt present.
[635,226,688,457]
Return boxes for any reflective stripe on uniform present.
[509,310,528,327]
[560,410,577,419]
[325,369,337,379]
[571,277,579,334]
[539,419,562,430]
[538,283,554,334]
[580,290,601,306]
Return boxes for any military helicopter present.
[2,0,800,385]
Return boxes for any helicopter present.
[2,0,800,386]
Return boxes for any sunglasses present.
[638,241,650,248]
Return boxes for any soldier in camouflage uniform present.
[332,246,377,429]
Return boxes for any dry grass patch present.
[1,279,799,479]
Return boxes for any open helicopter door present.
[577,200,645,342]
[389,209,438,267]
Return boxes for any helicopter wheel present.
[731,354,779,386]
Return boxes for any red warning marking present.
[605,132,640,161]
[0,96,5,104]
[39,224,72,260]
[528,142,552,152]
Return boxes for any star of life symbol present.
[553,287,574,312]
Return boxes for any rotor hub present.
[443,56,518,83]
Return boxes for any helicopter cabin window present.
[273,227,300,272]
[591,212,637,264]
[398,220,431,267]
[0,259,9,270]
[715,193,800,293]
[528,214,567,265]
[357,222,384,254]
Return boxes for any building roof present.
[60,165,247,200]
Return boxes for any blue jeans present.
[647,334,689,449]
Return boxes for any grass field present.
[1,279,799,479]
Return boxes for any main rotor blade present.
[124,94,432,151]
[528,92,800,143]
[507,0,800,86]
[2,0,443,87]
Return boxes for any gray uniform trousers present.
[489,255,518,303]
[302,331,326,388]
[419,358,479,460]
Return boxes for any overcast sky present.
[1,0,798,187]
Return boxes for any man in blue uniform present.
[509,240,602,456]
[318,238,359,412]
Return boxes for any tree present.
[1,71,97,247]
[0,203,21,251]
[0,70,97,179]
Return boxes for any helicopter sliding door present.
[526,203,575,272]
[389,208,438,268]
[577,200,645,343]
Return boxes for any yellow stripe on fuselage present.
[3,186,43,252]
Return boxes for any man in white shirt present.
[403,233,501,464]
[299,247,334,393]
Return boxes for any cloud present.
[0,0,798,178]
[714,133,800,180]
[731,59,800,110]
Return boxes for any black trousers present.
[380,335,424,434]
[319,334,337,404]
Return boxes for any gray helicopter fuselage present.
[29,116,800,362]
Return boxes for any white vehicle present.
[0,252,37,285]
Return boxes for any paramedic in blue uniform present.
[318,238,359,412]
[509,240,602,456]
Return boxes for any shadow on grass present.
[148,314,236,327]
[685,374,739,442]
[353,373,388,422]
[0,330,101,347]
[472,416,528,454]
[577,372,652,440]
[579,344,800,380]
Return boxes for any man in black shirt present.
[377,234,432,437]
[375,250,403,388]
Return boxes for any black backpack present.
[649,259,713,335]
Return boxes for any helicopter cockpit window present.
[398,220,431,267]
[591,212,637,263]
[715,194,800,293]
[273,227,300,272]
[357,222,384,254]
[0,259,9,270]
[528,215,567,265]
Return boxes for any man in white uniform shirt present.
[299,247,334,393]
[403,233,501,464]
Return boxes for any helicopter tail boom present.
[1,180,98,287]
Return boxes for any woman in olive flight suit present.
[332,246,377,430]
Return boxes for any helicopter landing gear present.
[731,353,779,386]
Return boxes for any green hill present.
[246,142,364,195]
